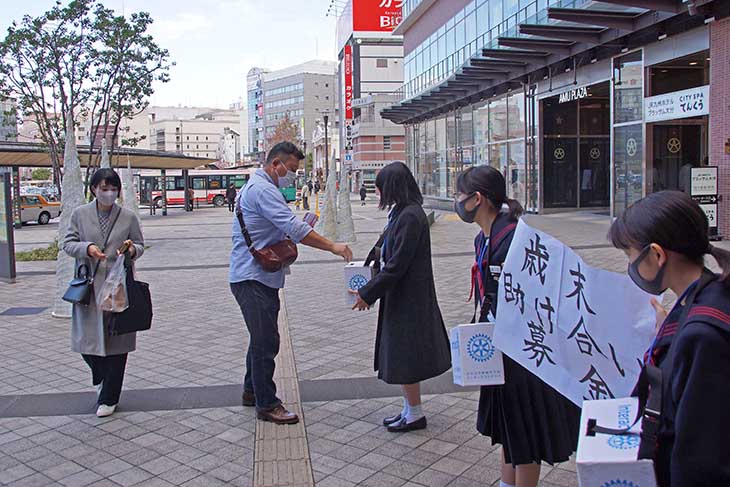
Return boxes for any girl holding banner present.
[455,166,581,487]
[609,190,730,487]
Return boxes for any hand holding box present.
[344,261,375,306]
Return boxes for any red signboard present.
[352,0,403,33]
[344,44,354,120]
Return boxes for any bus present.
[138,169,255,208]
[137,168,299,207]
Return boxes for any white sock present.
[499,482,515,487]
[401,397,409,418]
[406,403,423,423]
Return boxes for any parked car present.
[20,194,61,225]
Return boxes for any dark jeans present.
[82,353,128,406]
[303,197,309,210]
[230,280,281,411]
[228,199,235,212]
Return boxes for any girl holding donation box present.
[455,166,580,487]
[609,190,730,487]
[350,162,451,433]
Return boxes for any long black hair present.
[375,161,423,210]
[456,165,523,218]
[608,190,730,283]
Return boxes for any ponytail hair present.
[456,166,524,219]
[608,190,730,284]
[708,245,730,283]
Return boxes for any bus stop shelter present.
[0,142,215,282]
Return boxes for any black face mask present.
[628,245,667,295]
[455,193,479,223]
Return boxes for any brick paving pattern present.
[3,201,729,486]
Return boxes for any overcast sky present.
[0,0,339,109]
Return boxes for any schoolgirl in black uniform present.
[455,166,581,487]
[608,190,730,487]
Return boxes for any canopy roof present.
[0,142,213,170]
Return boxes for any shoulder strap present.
[364,232,386,272]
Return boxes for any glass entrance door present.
[651,124,704,193]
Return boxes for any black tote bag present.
[108,255,153,336]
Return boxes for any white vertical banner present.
[494,221,657,406]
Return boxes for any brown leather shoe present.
[242,391,256,407]
[257,405,299,425]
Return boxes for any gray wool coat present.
[62,202,145,356]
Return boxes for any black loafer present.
[387,416,427,433]
[242,391,256,407]
[382,414,402,426]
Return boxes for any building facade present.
[0,99,17,142]
[336,0,406,190]
[246,68,268,158]
[150,108,240,161]
[383,0,730,235]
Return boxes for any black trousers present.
[82,353,128,406]
[228,199,235,212]
[303,197,309,210]
[230,280,281,411]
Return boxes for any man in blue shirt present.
[230,142,352,425]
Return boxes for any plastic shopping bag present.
[98,257,128,313]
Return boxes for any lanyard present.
[645,279,698,364]
[475,234,489,305]
[381,210,396,260]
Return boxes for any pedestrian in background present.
[226,183,237,212]
[609,190,730,487]
[62,168,145,418]
[359,183,367,206]
[314,180,321,194]
[455,166,580,487]
[351,161,451,432]
[230,142,352,425]
[301,182,311,210]
[187,187,195,211]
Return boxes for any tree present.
[0,0,96,195]
[82,4,172,191]
[31,168,52,180]
[0,1,172,196]
[266,115,302,151]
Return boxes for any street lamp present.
[323,109,330,180]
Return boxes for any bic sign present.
[353,0,403,32]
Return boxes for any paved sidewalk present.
[3,200,727,486]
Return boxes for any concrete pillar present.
[710,17,730,238]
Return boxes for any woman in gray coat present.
[62,168,144,418]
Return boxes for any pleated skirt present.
[476,355,582,466]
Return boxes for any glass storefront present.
[612,50,644,216]
[646,51,710,194]
[409,91,534,206]
[541,81,610,209]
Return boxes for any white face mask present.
[275,163,296,188]
[96,189,118,206]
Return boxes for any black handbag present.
[108,254,153,336]
[62,210,121,306]
[62,264,94,305]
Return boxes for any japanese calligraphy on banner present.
[494,221,657,407]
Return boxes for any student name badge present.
[489,265,502,279]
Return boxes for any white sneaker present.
[96,404,117,418]
[95,382,103,398]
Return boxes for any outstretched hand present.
[349,289,370,311]
[333,243,353,262]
